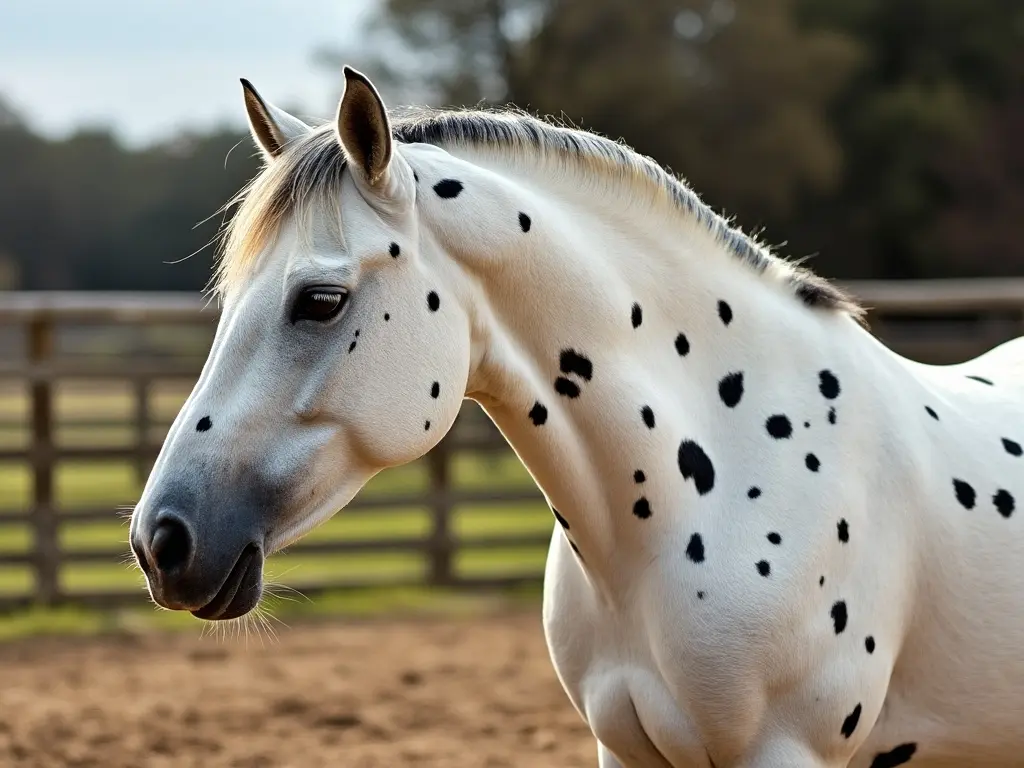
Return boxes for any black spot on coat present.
[718,372,744,408]
[196,416,212,432]
[828,407,837,425]
[633,470,646,483]
[748,487,761,499]
[559,349,593,380]
[389,242,400,257]
[518,212,531,232]
[865,636,875,654]
[966,375,994,385]
[869,743,917,768]
[554,377,580,398]
[838,518,849,542]
[675,333,690,356]
[686,533,705,563]
[348,341,357,353]
[427,291,440,311]
[631,303,643,328]
[756,560,771,577]
[925,406,939,420]
[953,479,976,509]
[1002,437,1022,456]
[831,600,848,634]
[431,382,440,399]
[767,532,781,545]
[678,440,715,495]
[633,498,652,519]
[528,402,547,425]
[841,704,862,738]
[766,415,793,439]
[819,370,841,399]
[641,406,655,429]
[433,179,464,198]
[717,300,733,325]
[805,453,821,472]
[994,489,1015,518]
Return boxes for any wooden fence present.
[0,279,1022,610]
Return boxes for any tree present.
[0,113,261,291]
[315,0,547,107]
[929,92,1024,277]
[0,94,23,129]
[798,0,1024,278]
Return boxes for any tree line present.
[1,0,1021,291]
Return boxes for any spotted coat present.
[131,69,1024,768]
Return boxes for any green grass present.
[0,384,555,636]
[0,582,547,641]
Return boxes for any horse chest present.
[542,536,710,766]
[541,498,918,766]
[542,530,804,765]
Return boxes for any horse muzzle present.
[131,508,265,621]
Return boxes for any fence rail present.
[0,279,1022,611]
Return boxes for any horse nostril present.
[150,518,193,576]
[130,533,152,576]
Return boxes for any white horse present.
[130,67,1024,767]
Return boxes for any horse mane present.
[214,106,863,322]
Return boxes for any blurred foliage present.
[798,0,1024,277]
[0,115,260,290]
[1,0,1023,290]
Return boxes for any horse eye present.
[292,287,348,324]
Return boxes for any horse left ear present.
[241,79,312,161]
[336,66,393,187]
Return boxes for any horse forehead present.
[273,178,378,265]
[264,219,352,279]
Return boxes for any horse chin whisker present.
[263,573,313,606]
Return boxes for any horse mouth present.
[191,543,263,621]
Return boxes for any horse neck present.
[447,155,861,598]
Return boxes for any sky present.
[0,0,377,147]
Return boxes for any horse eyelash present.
[310,292,341,303]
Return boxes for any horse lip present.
[190,544,262,620]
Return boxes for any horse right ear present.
[240,79,311,160]
[335,66,394,187]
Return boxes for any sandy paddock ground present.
[0,612,596,767]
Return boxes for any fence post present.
[133,378,151,487]
[28,314,59,605]
[426,438,454,587]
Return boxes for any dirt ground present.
[0,612,596,768]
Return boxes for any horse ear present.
[240,79,311,160]
[335,66,393,187]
